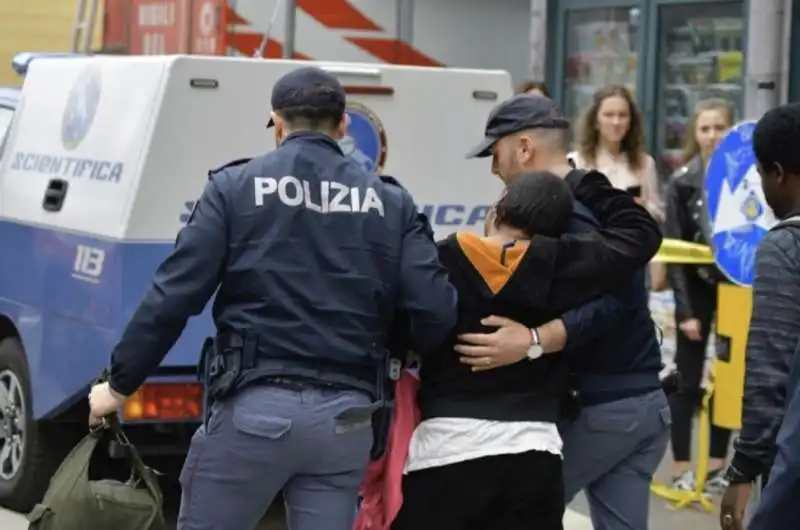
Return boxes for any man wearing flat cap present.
[89,66,458,530]
[455,94,669,529]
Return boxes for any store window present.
[562,7,640,137]
[655,2,744,174]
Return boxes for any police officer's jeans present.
[177,384,375,530]
[560,389,671,530]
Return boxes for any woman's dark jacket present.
[664,155,726,322]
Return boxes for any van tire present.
[0,337,66,513]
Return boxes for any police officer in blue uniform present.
[88,66,458,530]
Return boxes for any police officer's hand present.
[88,382,126,421]
[720,482,751,530]
[456,316,530,371]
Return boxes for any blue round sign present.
[337,102,387,174]
[705,121,777,286]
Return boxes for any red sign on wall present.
[189,0,220,55]
[102,0,131,52]
[128,0,190,55]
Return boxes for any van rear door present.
[318,62,511,238]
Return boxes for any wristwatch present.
[527,328,544,360]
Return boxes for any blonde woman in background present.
[663,98,734,493]
[569,85,667,289]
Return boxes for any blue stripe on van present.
[0,220,213,419]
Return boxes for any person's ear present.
[271,112,285,144]
[517,134,535,165]
[334,113,349,140]
[774,161,786,185]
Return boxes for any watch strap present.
[530,327,541,346]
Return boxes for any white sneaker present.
[671,470,696,491]
[704,470,730,494]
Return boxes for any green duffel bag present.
[27,414,165,530]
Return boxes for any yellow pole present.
[712,283,752,430]
[650,243,751,513]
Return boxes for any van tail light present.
[123,382,203,422]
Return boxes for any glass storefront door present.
[560,5,642,135]
[554,0,746,178]
[652,1,745,175]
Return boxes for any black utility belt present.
[257,375,360,394]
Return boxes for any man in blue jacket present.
[87,66,459,530]
[460,93,668,529]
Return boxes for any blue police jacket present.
[108,131,458,398]
[561,201,663,404]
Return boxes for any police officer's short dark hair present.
[753,102,800,175]
[278,105,345,131]
[494,171,573,238]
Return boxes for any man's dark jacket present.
[412,170,663,422]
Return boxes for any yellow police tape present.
[649,239,751,512]
[653,238,714,265]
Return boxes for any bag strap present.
[90,415,163,507]
[91,370,163,506]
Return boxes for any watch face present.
[527,344,544,360]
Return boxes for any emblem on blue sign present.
[338,102,387,174]
[61,64,102,151]
[705,121,777,286]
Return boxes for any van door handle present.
[42,178,69,212]
[320,66,382,78]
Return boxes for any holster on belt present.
[197,334,247,425]
[660,369,681,397]
[369,354,403,461]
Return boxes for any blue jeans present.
[561,390,670,530]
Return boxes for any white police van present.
[0,54,509,511]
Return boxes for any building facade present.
[1,0,797,163]
[542,0,759,176]
[0,0,103,86]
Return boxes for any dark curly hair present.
[753,102,800,175]
[494,171,573,238]
[576,85,646,171]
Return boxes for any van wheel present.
[0,337,66,513]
